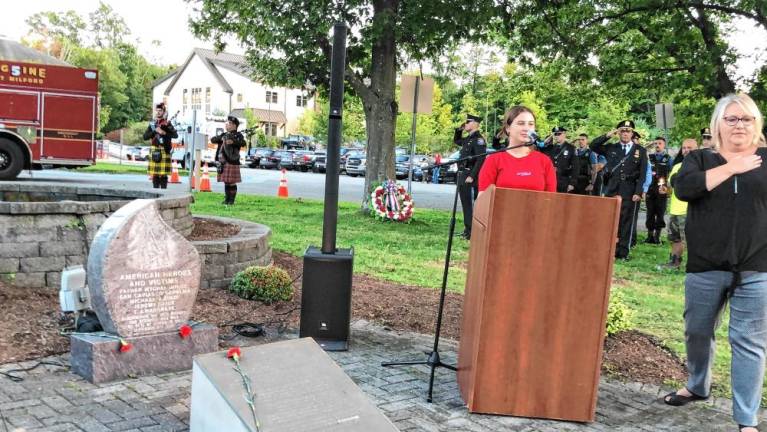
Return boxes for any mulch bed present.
[0,218,686,387]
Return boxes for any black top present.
[143,120,177,153]
[675,147,767,273]
[648,151,671,193]
[212,131,246,165]
[540,142,581,187]
[590,134,648,198]
[453,128,487,179]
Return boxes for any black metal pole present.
[321,23,347,254]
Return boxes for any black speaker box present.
[299,246,354,351]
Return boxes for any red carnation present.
[227,347,242,361]
[118,339,132,353]
[179,324,193,339]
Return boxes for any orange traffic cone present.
[169,161,181,184]
[198,162,212,192]
[277,168,289,198]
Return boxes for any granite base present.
[70,323,219,383]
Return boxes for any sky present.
[2,1,766,87]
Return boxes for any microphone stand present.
[381,141,533,403]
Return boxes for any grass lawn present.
[191,191,761,402]
[76,161,215,177]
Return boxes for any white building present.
[152,48,315,138]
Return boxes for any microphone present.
[527,130,539,145]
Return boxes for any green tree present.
[68,46,128,133]
[88,1,130,49]
[188,0,497,208]
[23,10,85,60]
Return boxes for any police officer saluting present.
[644,136,671,244]
[453,114,487,240]
[590,120,648,259]
[541,126,580,193]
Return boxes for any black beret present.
[552,126,568,133]
[616,120,635,130]
[466,114,482,123]
[155,102,166,110]
[227,115,240,127]
[701,127,712,137]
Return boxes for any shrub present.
[229,266,294,303]
[606,289,633,336]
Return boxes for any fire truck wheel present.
[0,138,23,180]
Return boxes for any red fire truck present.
[0,59,99,179]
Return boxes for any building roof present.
[162,47,252,96]
[0,38,72,66]
[230,108,287,125]
[151,69,177,88]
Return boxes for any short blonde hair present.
[709,93,766,150]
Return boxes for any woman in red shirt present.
[478,106,556,193]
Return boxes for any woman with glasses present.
[666,93,767,432]
[477,106,556,194]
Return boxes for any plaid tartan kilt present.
[147,145,171,176]
[217,162,242,184]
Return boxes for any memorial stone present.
[70,199,218,383]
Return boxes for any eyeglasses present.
[702,135,712,139]
[723,115,755,127]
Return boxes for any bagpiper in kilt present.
[211,115,246,205]
[143,102,177,189]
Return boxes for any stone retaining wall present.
[192,216,272,289]
[0,184,193,288]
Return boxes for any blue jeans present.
[684,271,767,427]
[431,166,440,184]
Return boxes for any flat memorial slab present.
[190,337,399,432]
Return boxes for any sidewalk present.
[0,321,758,431]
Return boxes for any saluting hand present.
[727,154,762,175]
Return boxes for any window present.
[205,87,211,114]
[296,95,308,107]
[237,93,243,103]
[182,89,188,114]
[264,122,278,136]
[191,88,202,111]
[266,90,278,104]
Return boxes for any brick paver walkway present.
[0,321,761,431]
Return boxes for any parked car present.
[339,147,359,173]
[137,147,150,161]
[125,147,142,161]
[245,147,273,168]
[345,151,366,177]
[259,150,280,169]
[292,150,315,172]
[437,148,497,184]
[313,150,327,173]
[274,150,296,170]
[395,155,424,181]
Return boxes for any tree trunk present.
[360,0,398,211]
[691,7,736,98]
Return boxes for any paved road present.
[16,168,458,210]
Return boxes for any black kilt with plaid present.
[147,145,171,176]
[217,162,241,184]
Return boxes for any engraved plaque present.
[87,199,201,337]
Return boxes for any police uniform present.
[454,114,487,239]
[644,145,671,244]
[590,120,648,259]
[574,145,594,195]
[540,126,581,193]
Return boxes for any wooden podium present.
[457,186,620,422]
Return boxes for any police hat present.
[632,131,641,139]
[227,115,240,127]
[701,127,712,138]
[552,126,568,133]
[466,114,482,123]
[616,120,635,130]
